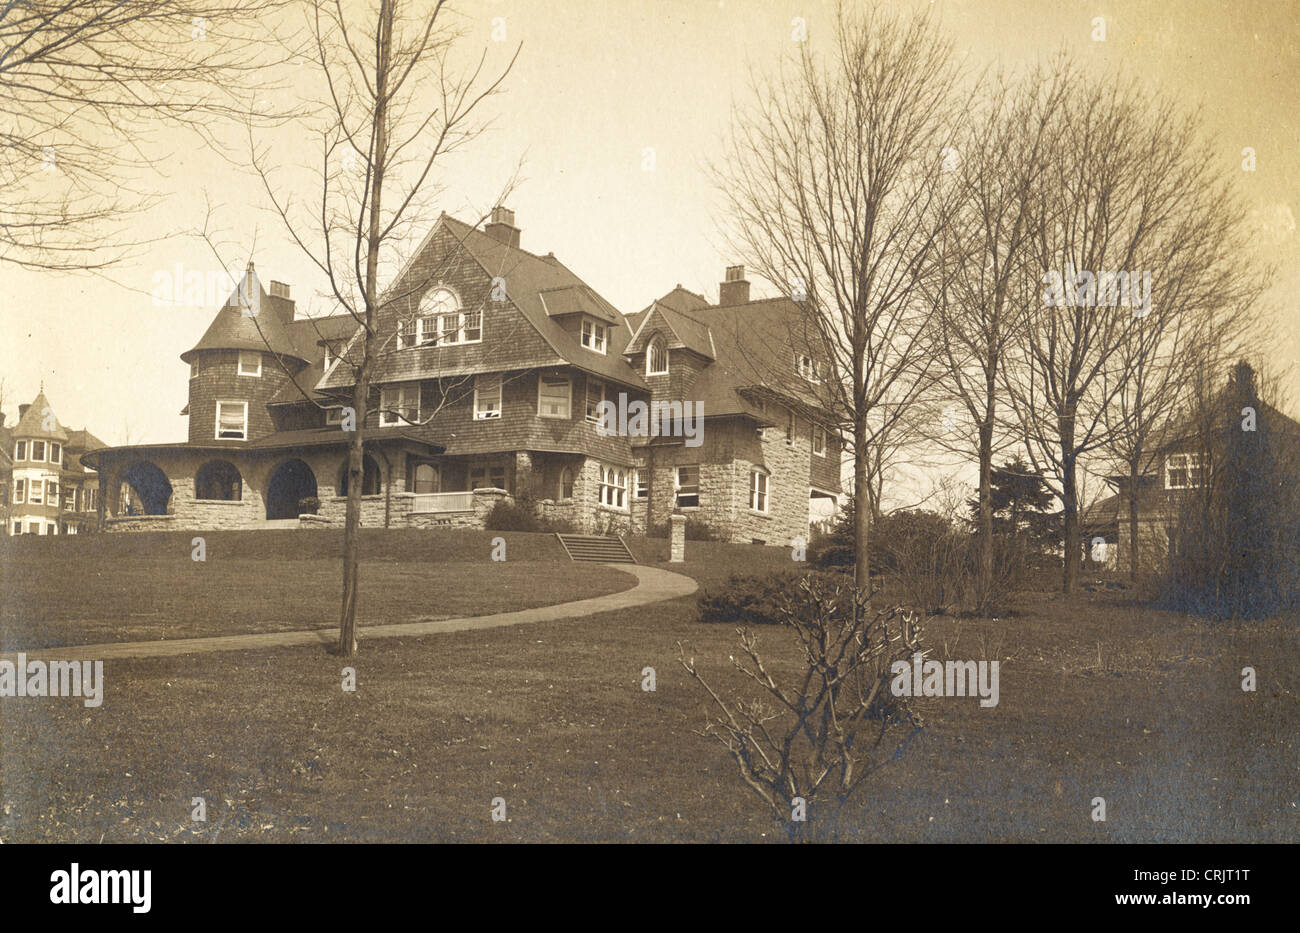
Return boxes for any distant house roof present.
[11,391,71,442]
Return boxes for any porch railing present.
[410,491,475,513]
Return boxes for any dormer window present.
[581,318,608,354]
[647,335,668,376]
[796,353,822,383]
[238,351,262,376]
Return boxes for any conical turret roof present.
[12,390,71,442]
[180,263,307,365]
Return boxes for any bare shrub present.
[680,577,925,842]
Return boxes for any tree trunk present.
[1061,454,1080,595]
[337,0,393,657]
[853,415,871,597]
[976,417,994,611]
[1127,457,1141,583]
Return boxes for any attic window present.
[796,353,821,383]
[238,351,262,376]
[647,335,668,375]
[581,318,607,354]
[412,287,481,347]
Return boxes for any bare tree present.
[715,3,962,591]
[241,0,516,655]
[929,62,1069,610]
[1003,73,1261,594]
[0,0,294,270]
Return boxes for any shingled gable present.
[314,213,648,395]
[625,300,716,359]
[180,264,308,366]
[625,288,832,424]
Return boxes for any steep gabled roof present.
[267,314,364,407]
[316,214,647,393]
[626,289,832,423]
[181,264,309,366]
[626,301,715,360]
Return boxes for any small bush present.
[698,570,852,626]
[484,499,580,534]
[483,499,543,532]
[298,496,320,515]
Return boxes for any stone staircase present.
[555,533,637,563]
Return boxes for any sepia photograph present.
[0,0,1295,897]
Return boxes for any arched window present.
[559,467,574,499]
[412,462,440,494]
[647,334,668,375]
[195,460,243,501]
[338,455,381,496]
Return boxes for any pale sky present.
[2,0,1297,473]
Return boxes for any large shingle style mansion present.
[84,209,842,545]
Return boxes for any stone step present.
[555,533,637,563]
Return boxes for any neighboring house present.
[1081,376,1300,574]
[2,391,106,535]
[85,208,842,543]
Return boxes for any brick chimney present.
[719,264,750,305]
[485,206,520,249]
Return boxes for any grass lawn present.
[1,530,1296,842]
[0,531,631,648]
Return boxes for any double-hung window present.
[14,479,25,503]
[380,384,420,425]
[750,470,769,512]
[32,441,45,461]
[50,443,60,464]
[538,374,571,419]
[675,465,700,508]
[585,379,606,423]
[216,401,248,439]
[238,351,262,376]
[634,469,649,500]
[812,425,827,457]
[29,479,42,504]
[1165,452,1205,490]
[582,318,607,354]
[14,440,25,460]
[474,374,502,420]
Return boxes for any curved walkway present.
[3,563,698,663]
